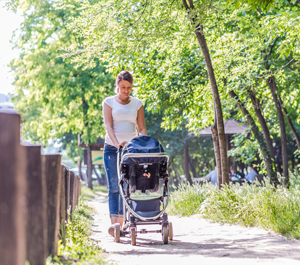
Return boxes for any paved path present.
[90,193,300,265]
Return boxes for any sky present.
[0,3,23,97]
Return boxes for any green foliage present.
[228,132,261,165]
[9,0,115,157]
[169,173,300,238]
[168,182,214,216]
[66,0,300,168]
[205,2,300,169]
[47,187,105,265]
[145,110,216,178]
[60,0,215,135]
[7,0,300,178]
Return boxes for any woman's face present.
[118,80,132,98]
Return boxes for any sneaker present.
[108,225,115,237]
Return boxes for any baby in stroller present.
[114,135,173,245]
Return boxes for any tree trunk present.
[226,135,231,168]
[229,90,278,186]
[292,154,295,171]
[194,30,229,185]
[184,142,192,184]
[77,134,83,180]
[279,96,300,151]
[93,165,101,186]
[267,76,289,188]
[81,90,93,189]
[248,89,276,158]
[275,144,282,175]
[211,124,222,188]
[99,165,107,185]
[86,145,93,189]
[78,159,83,180]
[172,164,181,184]
[93,165,105,186]
[248,89,280,173]
[188,156,197,180]
[182,0,229,185]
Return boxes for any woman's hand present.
[116,141,127,149]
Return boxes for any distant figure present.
[229,166,240,181]
[205,166,218,186]
[246,166,258,182]
[229,165,245,182]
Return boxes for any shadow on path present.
[90,194,300,264]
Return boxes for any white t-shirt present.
[246,170,257,182]
[102,96,143,146]
[206,169,218,186]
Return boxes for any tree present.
[181,0,229,185]
[68,0,300,186]
[9,0,115,189]
[205,2,300,185]
[9,0,300,187]
[229,91,278,185]
[64,0,232,185]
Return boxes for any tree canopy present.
[8,0,300,186]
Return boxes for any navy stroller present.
[114,136,173,245]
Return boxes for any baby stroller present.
[114,135,173,245]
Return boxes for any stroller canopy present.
[121,136,167,165]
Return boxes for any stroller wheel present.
[169,222,173,241]
[130,227,136,246]
[162,226,169,244]
[114,223,121,243]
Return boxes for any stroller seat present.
[125,163,161,194]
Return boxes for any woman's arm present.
[103,103,122,148]
[137,105,147,136]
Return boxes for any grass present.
[92,185,108,194]
[168,172,300,239]
[167,182,213,216]
[47,186,106,265]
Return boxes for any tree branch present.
[256,59,295,79]
[265,37,279,70]
[182,0,190,10]
[188,0,195,9]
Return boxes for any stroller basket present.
[131,198,161,218]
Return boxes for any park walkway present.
[90,193,300,265]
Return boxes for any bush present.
[167,182,214,216]
[47,187,106,265]
[169,174,300,239]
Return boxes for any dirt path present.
[90,193,300,265]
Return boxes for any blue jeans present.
[103,144,123,217]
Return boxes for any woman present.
[102,70,147,236]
